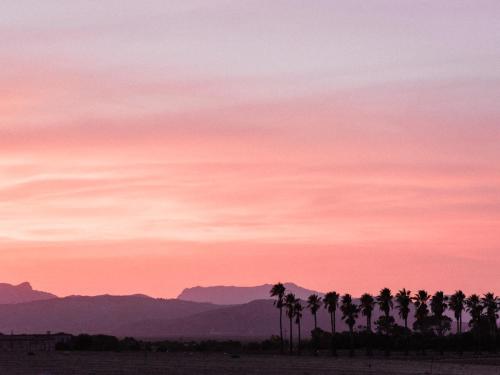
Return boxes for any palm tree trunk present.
[314,313,317,330]
[297,320,301,355]
[458,314,463,356]
[330,311,337,356]
[349,326,354,357]
[289,317,293,355]
[366,315,372,356]
[404,317,409,356]
[492,320,497,353]
[385,312,390,356]
[279,307,284,354]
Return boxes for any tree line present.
[270,283,499,356]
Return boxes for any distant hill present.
[0,282,57,304]
[0,295,219,335]
[178,283,323,305]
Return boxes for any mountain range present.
[0,282,466,338]
[177,282,322,305]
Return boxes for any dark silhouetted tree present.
[284,293,297,355]
[360,293,375,356]
[323,291,340,356]
[481,292,499,352]
[377,288,393,356]
[412,290,431,355]
[341,293,359,357]
[294,299,303,355]
[395,288,411,355]
[431,291,451,354]
[307,294,322,330]
[412,290,431,334]
[466,294,484,354]
[270,282,286,353]
[449,290,466,335]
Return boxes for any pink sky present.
[1,1,500,297]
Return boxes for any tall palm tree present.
[270,283,286,353]
[395,289,412,331]
[377,288,393,356]
[341,293,359,356]
[284,293,297,355]
[431,291,449,354]
[449,290,466,334]
[395,288,412,355]
[466,294,484,354]
[412,290,431,355]
[323,291,340,356]
[430,291,449,336]
[360,293,375,333]
[294,299,303,355]
[412,290,431,332]
[360,293,375,356]
[481,292,499,352]
[307,294,322,330]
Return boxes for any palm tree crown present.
[360,293,375,332]
[307,294,322,329]
[377,288,394,317]
[482,292,499,324]
[466,294,484,327]
[270,283,286,307]
[430,291,448,318]
[324,292,339,312]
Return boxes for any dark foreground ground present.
[1,352,500,375]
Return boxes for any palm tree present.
[377,288,393,355]
[395,288,412,355]
[412,290,431,355]
[481,292,499,352]
[412,290,431,332]
[323,291,340,356]
[360,293,375,332]
[466,294,484,354]
[307,294,322,330]
[360,293,375,356]
[341,293,359,356]
[270,283,286,353]
[431,291,449,354]
[294,299,303,355]
[430,291,449,336]
[284,293,297,354]
[449,290,466,334]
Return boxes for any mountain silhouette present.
[0,294,219,335]
[0,282,57,304]
[0,282,469,338]
[178,282,323,305]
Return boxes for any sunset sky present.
[1,1,500,298]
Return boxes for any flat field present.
[1,352,500,374]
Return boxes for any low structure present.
[0,333,72,352]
